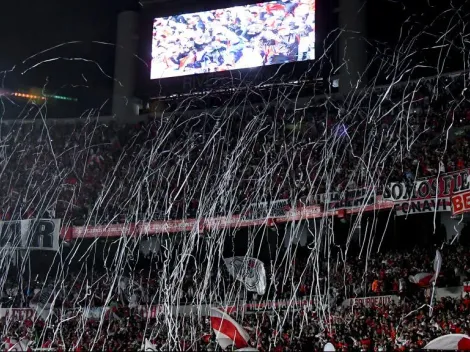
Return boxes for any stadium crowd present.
[1,242,470,351]
[2,243,468,306]
[2,291,470,351]
[2,68,470,350]
[1,72,470,225]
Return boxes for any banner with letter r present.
[0,219,60,250]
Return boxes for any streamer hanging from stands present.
[1,0,470,350]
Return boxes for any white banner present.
[435,286,463,300]
[383,181,426,202]
[342,295,400,308]
[0,219,60,250]
[394,198,451,216]
[0,308,37,321]
[243,199,289,220]
[135,297,316,318]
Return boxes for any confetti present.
[0,2,470,351]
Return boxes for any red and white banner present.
[409,273,434,287]
[451,190,470,215]
[210,308,250,349]
[55,169,470,240]
[341,295,399,308]
[424,334,470,350]
[62,200,396,239]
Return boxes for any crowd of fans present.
[2,67,470,349]
[2,290,470,351]
[1,243,469,350]
[1,72,470,225]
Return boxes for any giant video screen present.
[151,0,316,80]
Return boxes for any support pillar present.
[337,0,367,94]
[112,1,140,121]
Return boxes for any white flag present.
[4,338,30,352]
[224,257,266,295]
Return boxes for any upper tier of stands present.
[1,71,470,225]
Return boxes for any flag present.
[210,307,250,349]
[4,338,31,351]
[424,334,470,350]
[324,343,336,352]
[432,250,442,283]
[143,339,157,351]
[408,273,434,287]
[224,257,266,295]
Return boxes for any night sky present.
[0,0,468,115]
[0,0,118,104]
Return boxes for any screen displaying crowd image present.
[150,0,316,79]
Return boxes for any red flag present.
[210,308,250,349]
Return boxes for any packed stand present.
[0,73,470,226]
[2,243,468,309]
[2,294,470,351]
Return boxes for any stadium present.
[2,0,470,351]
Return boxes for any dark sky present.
[0,0,118,98]
[1,0,468,112]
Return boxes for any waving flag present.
[224,257,266,295]
[409,273,434,287]
[424,334,470,350]
[210,307,250,349]
[4,338,31,351]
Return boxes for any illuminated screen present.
[151,0,316,79]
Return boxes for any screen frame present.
[150,0,316,80]
[136,0,333,98]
